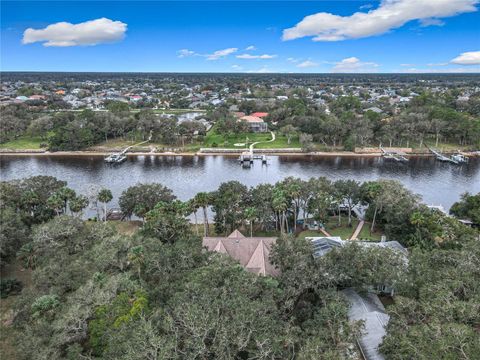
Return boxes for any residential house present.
[202,230,279,276]
[239,115,268,133]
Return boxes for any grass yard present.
[297,216,384,241]
[325,216,358,239]
[204,127,300,149]
[356,222,384,241]
[0,136,45,150]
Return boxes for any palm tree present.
[56,187,76,213]
[97,189,113,222]
[244,207,257,237]
[69,195,89,217]
[47,193,64,216]
[194,192,210,236]
[272,190,288,234]
[188,198,200,236]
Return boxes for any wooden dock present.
[380,146,408,162]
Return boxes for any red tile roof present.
[251,112,269,118]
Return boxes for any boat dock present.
[379,146,408,162]
[105,131,153,164]
[239,151,268,167]
[427,147,468,165]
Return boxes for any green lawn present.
[297,216,384,241]
[0,136,45,150]
[356,222,384,241]
[204,127,300,149]
[325,216,358,239]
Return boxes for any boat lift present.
[105,130,153,164]
[427,146,468,165]
[379,145,409,162]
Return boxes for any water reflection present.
[1,155,479,211]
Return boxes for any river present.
[1,155,479,211]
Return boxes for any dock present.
[105,130,153,164]
[427,147,468,165]
[379,146,408,162]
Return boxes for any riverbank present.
[1,148,478,157]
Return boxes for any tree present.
[279,124,298,145]
[335,180,361,227]
[144,200,192,244]
[194,192,211,236]
[244,206,257,237]
[69,195,89,217]
[97,189,113,222]
[211,181,248,234]
[450,192,480,224]
[299,133,314,152]
[119,183,176,220]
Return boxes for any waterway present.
[1,155,479,211]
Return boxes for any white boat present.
[105,153,127,164]
[450,154,468,163]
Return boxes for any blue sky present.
[1,1,479,72]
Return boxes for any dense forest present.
[1,176,479,359]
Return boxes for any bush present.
[0,279,23,298]
[31,294,60,315]
[211,142,218,148]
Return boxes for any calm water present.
[1,155,479,211]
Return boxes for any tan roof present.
[239,115,264,123]
[203,230,279,276]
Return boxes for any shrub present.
[0,279,23,298]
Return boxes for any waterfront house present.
[239,115,268,133]
[202,230,279,276]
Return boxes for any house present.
[308,236,407,295]
[202,230,279,276]
[309,236,407,258]
[342,288,390,360]
[250,112,269,118]
[239,115,268,133]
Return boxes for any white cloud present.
[297,60,318,68]
[287,57,300,63]
[419,18,445,26]
[247,67,272,73]
[426,62,448,66]
[331,57,379,72]
[236,54,277,59]
[177,49,196,58]
[22,18,127,47]
[232,65,243,70]
[206,48,238,60]
[282,0,478,42]
[245,45,256,50]
[401,67,480,73]
[400,63,416,66]
[451,51,480,65]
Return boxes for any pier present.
[427,147,468,165]
[379,146,408,162]
[238,131,274,167]
[105,131,153,164]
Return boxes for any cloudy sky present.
[1,0,479,73]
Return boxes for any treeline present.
[1,176,479,359]
[0,105,206,150]
[267,92,480,149]
[2,176,477,266]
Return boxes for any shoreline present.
[1,149,478,158]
